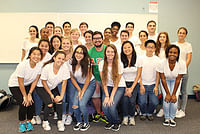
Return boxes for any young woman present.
[99,44,125,131]
[8,47,42,133]
[121,41,142,126]
[36,51,70,131]
[84,30,94,50]
[54,26,63,38]
[157,45,186,127]
[70,28,82,50]
[31,39,52,125]
[69,45,96,131]
[135,30,148,56]
[21,25,40,60]
[103,28,112,45]
[155,32,170,117]
[174,27,192,118]
[63,21,71,37]
[49,35,62,55]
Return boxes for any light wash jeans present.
[161,79,181,120]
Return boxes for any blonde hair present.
[62,36,73,53]
[70,28,80,35]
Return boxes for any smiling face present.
[29,27,37,38]
[159,33,167,44]
[104,29,112,39]
[40,28,49,39]
[168,47,178,62]
[53,53,65,67]
[123,42,133,56]
[147,22,156,34]
[75,47,84,62]
[111,26,119,36]
[139,32,148,44]
[145,42,156,56]
[52,37,61,51]
[30,49,42,63]
[63,23,71,34]
[54,27,62,37]
[106,46,115,61]
[62,38,71,51]
[46,24,54,36]
[70,31,80,41]
[79,24,88,35]
[126,24,134,34]
[93,34,103,48]
[84,33,93,44]
[178,28,187,41]
[120,32,129,43]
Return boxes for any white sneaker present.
[129,117,135,126]
[170,119,176,127]
[31,116,36,125]
[156,108,164,117]
[42,121,51,131]
[122,117,128,125]
[54,112,58,120]
[65,115,72,125]
[62,114,66,123]
[35,115,41,125]
[57,120,65,131]
[176,110,185,118]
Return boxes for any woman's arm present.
[55,79,67,103]
[153,72,160,96]
[18,77,28,106]
[186,52,192,68]
[21,49,26,61]
[171,74,183,103]
[70,72,81,92]
[42,80,54,100]
[99,71,109,106]
[160,73,171,102]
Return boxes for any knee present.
[72,105,78,109]
[48,104,53,108]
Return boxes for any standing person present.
[21,25,40,61]
[121,41,142,126]
[125,22,140,46]
[88,31,107,123]
[155,32,170,117]
[36,51,70,131]
[135,30,148,56]
[99,44,125,131]
[79,22,89,45]
[70,28,82,50]
[8,47,42,133]
[110,21,121,43]
[103,28,112,45]
[70,45,96,131]
[40,27,49,40]
[84,30,94,50]
[54,26,63,38]
[138,40,160,121]
[45,21,55,40]
[158,45,186,127]
[31,39,52,125]
[147,20,158,42]
[49,35,62,55]
[174,27,192,118]
[115,30,129,55]
[63,21,71,37]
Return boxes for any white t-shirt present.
[122,56,142,82]
[135,46,146,56]
[99,60,126,87]
[140,55,160,85]
[157,58,187,80]
[173,41,192,62]
[22,39,38,57]
[68,64,94,84]
[40,62,70,90]
[129,36,141,47]
[114,42,122,58]
[158,48,166,60]
[8,59,42,87]
[79,36,86,45]
[148,33,158,42]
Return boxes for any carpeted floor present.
[0,99,200,134]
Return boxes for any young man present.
[88,31,108,124]
[79,22,88,45]
[115,30,129,56]
[45,21,55,40]
[62,21,71,37]
[147,20,158,42]
[110,21,121,43]
[125,22,140,46]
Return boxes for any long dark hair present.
[29,25,39,38]
[121,41,136,68]
[71,45,91,77]
[49,35,62,54]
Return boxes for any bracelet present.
[105,96,109,97]
[28,92,32,95]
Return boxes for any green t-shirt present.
[88,45,106,81]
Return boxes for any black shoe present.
[80,123,90,131]
[147,115,154,121]
[104,123,114,130]
[73,122,82,131]
[112,124,121,131]
[140,115,146,121]
[89,114,94,122]
[163,119,170,126]
[100,114,109,124]
[170,119,176,127]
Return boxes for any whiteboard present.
[0,13,157,63]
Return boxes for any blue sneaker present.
[19,122,26,133]
[26,121,34,131]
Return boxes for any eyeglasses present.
[146,46,155,49]
[75,51,84,55]
[93,37,102,40]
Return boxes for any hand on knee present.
[48,104,53,108]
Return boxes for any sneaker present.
[100,114,109,124]
[122,117,128,125]
[93,113,101,123]
[156,108,164,117]
[170,119,176,127]
[112,124,121,131]
[62,114,66,123]
[89,114,94,122]
[26,121,33,131]
[80,123,90,131]
[65,115,72,125]
[140,115,146,121]
[104,122,114,130]
[73,122,82,131]
[57,120,65,131]
[129,117,135,126]
[163,119,170,126]
[42,121,51,131]
[147,115,154,121]
[35,115,41,125]
[31,116,36,125]
[176,110,185,118]
[19,122,26,133]
[54,112,58,120]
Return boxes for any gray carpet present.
[0,99,200,134]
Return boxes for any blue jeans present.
[138,84,159,115]
[102,86,125,124]
[73,79,96,124]
[33,90,43,116]
[178,73,188,111]
[161,80,181,120]
[122,82,139,117]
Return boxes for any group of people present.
[8,20,192,133]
